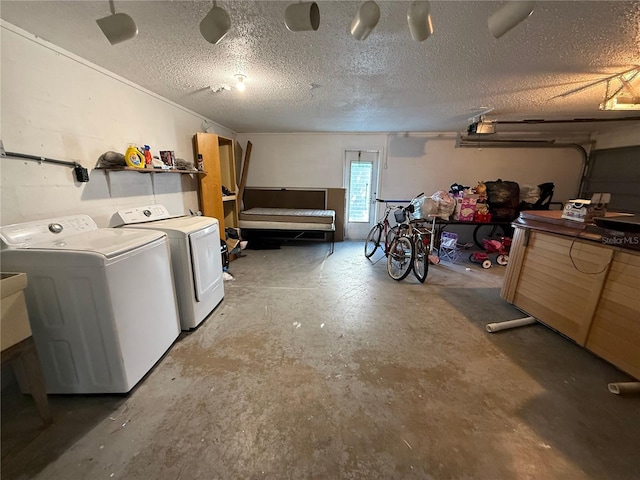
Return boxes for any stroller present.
[469,237,512,269]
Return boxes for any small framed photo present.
[159,150,175,168]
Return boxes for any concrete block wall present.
[1,21,234,228]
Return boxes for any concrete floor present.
[2,241,639,479]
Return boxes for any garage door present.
[582,146,640,214]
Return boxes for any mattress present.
[239,208,335,231]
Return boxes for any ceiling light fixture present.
[96,0,138,45]
[467,116,496,135]
[284,2,320,32]
[200,1,231,45]
[407,1,433,42]
[601,96,640,111]
[235,75,246,92]
[210,85,231,93]
[488,0,535,39]
[599,68,640,111]
[350,1,380,41]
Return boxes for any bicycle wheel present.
[384,225,400,255]
[387,236,414,281]
[413,235,429,283]
[364,224,383,258]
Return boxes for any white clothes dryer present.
[113,205,224,330]
[0,215,180,394]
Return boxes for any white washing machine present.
[113,205,224,330]
[0,215,181,394]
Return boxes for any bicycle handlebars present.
[376,193,425,204]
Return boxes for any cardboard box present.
[458,197,477,222]
[226,238,240,252]
[561,193,610,223]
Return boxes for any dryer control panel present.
[0,215,98,248]
[114,205,174,225]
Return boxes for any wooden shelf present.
[194,133,239,240]
[96,165,205,197]
[95,167,204,174]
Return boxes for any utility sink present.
[1,272,32,352]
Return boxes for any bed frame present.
[239,188,345,254]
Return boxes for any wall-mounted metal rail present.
[0,140,89,182]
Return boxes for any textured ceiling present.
[1,1,640,133]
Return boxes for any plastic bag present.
[519,184,541,204]
[422,198,437,218]
[430,190,456,220]
[521,182,555,211]
[409,196,425,219]
[410,196,436,220]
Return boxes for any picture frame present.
[159,150,175,168]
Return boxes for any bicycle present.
[364,199,404,258]
[409,219,436,283]
[386,194,436,283]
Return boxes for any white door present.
[344,150,380,239]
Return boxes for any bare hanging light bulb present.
[96,0,138,45]
[488,1,535,39]
[407,1,433,42]
[200,1,232,45]
[235,75,246,92]
[350,1,380,41]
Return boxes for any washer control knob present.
[143,210,152,217]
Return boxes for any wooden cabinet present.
[193,133,239,239]
[504,229,612,345]
[586,251,640,379]
[501,211,640,379]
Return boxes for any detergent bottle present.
[124,144,145,169]
[143,145,153,168]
